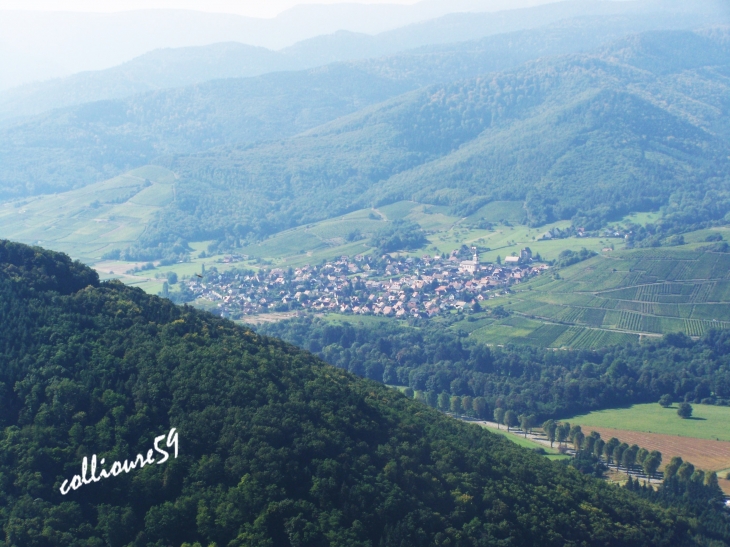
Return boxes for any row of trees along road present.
[491,411,666,479]
[543,420,665,478]
[544,419,720,489]
[420,391,717,486]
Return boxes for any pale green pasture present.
[474,423,564,455]
[0,165,175,261]
[464,201,526,224]
[681,226,730,244]
[618,211,661,226]
[565,403,730,441]
[377,201,419,220]
[427,219,611,263]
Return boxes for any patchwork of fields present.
[476,246,730,347]
[571,427,730,491]
[3,164,726,351]
[563,404,730,490]
[0,166,176,261]
[253,199,604,266]
[566,403,730,442]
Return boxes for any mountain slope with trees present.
[0,239,718,546]
[1,29,729,259]
[0,0,718,120]
[257,315,730,420]
[123,28,730,257]
[2,18,727,202]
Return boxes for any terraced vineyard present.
[476,246,730,348]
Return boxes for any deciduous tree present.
[504,410,518,432]
[493,408,505,429]
[542,420,557,447]
[677,402,693,418]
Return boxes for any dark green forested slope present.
[0,240,714,546]
[0,65,415,200]
[131,28,730,256]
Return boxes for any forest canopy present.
[258,316,730,421]
[0,240,715,546]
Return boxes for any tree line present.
[257,316,730,422]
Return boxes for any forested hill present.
[4,18,717,202]
[0,240,707,546]
[129,28,730,255]
[0,1,718,121]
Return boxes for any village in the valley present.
[171,246,548,320]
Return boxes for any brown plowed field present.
[584,426,730,494]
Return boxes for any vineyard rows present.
[617,311,643,331]
[684,319,706,337]
[636,284,660,302]
[559,307,583,323]
[525,324,568,346]
[690,283,714,303]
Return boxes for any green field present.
[474,423,568,459]
[0,165,176,261]
[565,403,730,442]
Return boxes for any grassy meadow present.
[565,403,730,442]
[0,166,176,262]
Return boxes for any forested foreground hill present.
[0,240,718,546]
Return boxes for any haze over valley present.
[1,1,730,545]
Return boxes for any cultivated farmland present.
[565,403,730,442]
[564,403,730,491]
[569,426,730,492]
[477,245,730,347]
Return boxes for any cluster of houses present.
[181,248,546,320]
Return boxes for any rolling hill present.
[2,0,721,94]
[0,165,177,261]
[132,28,729,258]
[5,13,727,199]
[0,64,417,200]
[1,0,545,89]
[1,27,729,262]
[0,43,300,122]
[0,240,707,546]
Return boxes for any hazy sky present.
[0,0,424,18]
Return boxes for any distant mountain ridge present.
[0,0,565,90]
[1,26,729,259]
[4,29,715,259]
[0,0,724,120]
[2,19,729,202]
